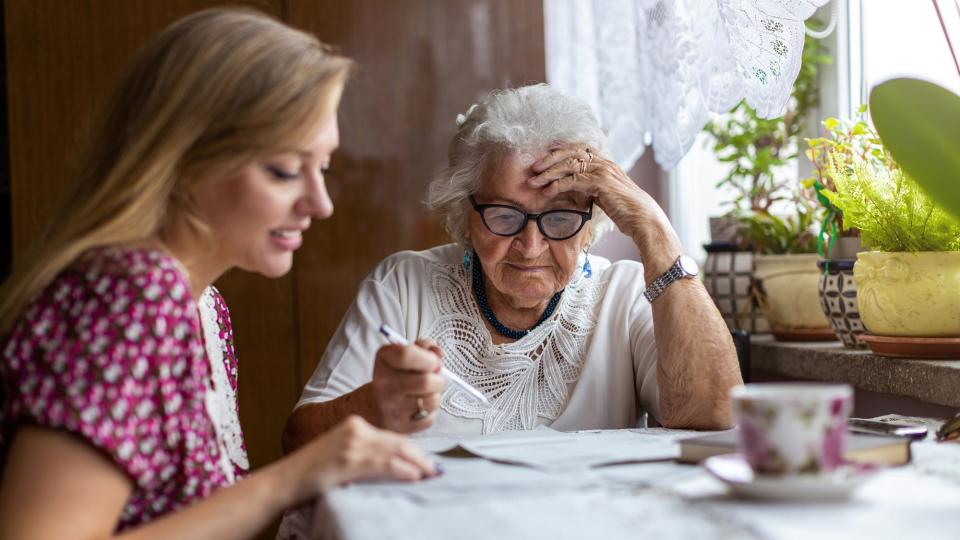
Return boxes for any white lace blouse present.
[297,244,661,438]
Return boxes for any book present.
[678,429,912,466]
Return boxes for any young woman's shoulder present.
[72,245,192,298]
[0,245,225,525]
[8,246,196,347]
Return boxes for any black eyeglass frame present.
[468,195,594,241]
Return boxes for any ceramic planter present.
[753,254,832,340]
[703,243,769,333]
[817,259,866,349]
[854,251,960,337]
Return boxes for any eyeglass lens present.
[482,206,585,239]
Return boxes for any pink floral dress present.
[0,246,247,530]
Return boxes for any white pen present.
[378,324,491,406]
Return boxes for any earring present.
[582,249,592,278]
[463,250,472,271]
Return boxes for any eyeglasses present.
[469,195,593,241]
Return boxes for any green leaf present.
[870,78,960,220]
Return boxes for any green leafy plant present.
[740,208,818,255]
[705,29,831,254]
[822,155,960,252]
[803,105,892,255]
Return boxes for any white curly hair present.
[427,83,614,249]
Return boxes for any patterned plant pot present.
[703,243,769,333]
[817,259,866,348]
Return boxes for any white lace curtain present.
[544,0,829,171]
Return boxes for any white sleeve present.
[629,292,661,423]
[296,277,406,408]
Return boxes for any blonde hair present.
[427,84,614,250]
[0,7,351,334]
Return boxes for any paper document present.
[413,427,678,470]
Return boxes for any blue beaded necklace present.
[471,253,563,340]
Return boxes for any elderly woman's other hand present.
[371,340,446,433]
[528,145,671,243]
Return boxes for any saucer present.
[857,334,960,359]
[703,454,876,501]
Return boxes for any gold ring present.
[411,397,429,421]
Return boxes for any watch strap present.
[643,256,687,303]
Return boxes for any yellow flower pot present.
[854,251,960,337]
[753,254,830,331]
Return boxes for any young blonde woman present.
[0,8,439,539]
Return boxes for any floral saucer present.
[704,453,877,501]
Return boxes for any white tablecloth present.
[284,428,960,540]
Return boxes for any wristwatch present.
[643,255,699,303]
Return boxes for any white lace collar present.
[426,262,608,434]
[197,288,249,482]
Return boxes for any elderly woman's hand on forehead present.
[528,144,668,240]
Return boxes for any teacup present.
[731,383,853,475]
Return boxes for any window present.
[858,0,960,103]
[670,0,960,263]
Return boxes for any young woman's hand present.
[286,415,440,501]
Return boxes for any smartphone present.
[847,418,929,439]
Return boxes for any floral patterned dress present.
[0,246,247,530]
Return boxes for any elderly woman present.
[283,84,741,446]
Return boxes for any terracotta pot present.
[854,251,960,337]
[702,243,769,333]
[817,259,866,348]
[753,254,831,338]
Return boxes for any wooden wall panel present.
[285,0,546,386]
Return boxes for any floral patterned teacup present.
[731,383,853,476]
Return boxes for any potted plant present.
[803,108,886,348]
[819,99,960,355]
[804,106,878,260]
[703,30,832,340]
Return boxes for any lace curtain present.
[544,0,829,171]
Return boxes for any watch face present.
[679,255,699,277]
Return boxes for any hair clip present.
[456,103,479,127]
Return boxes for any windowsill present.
[750,335,960,408]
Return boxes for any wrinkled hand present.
[292,416,440,497]
[528,145,669,240]
[371,340,446,434]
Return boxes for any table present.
[283,428,960,540]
